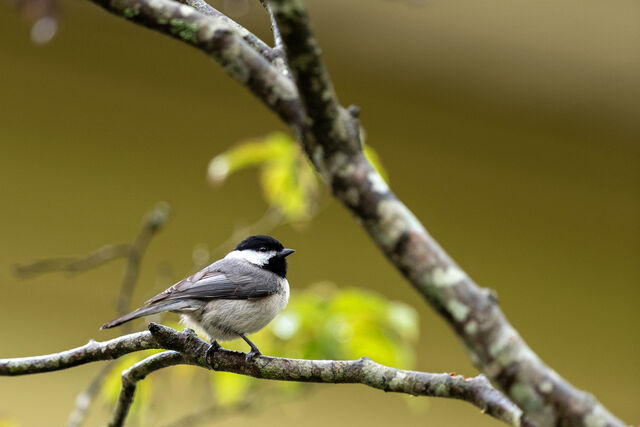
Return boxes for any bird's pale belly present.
[180,289,289,341]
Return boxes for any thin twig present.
[66,362,116,427]
[258,0,287,76]
[116,202,171,319]
[0,324,525,427]
[17,203,171,427]
[259,0,283,52]
[14,243,131,278]
[173,0,274,61]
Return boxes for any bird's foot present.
[239,334,262,362]
[205,341,221,367]
[245,349,262,362]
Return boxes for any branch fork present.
[0,323,526,427]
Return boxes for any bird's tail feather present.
[100,300,190,330]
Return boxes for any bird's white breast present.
[182,278,290,342]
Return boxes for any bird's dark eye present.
[259,247,267,252]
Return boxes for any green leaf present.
[210,372,253,406]
[207,132,292,184]
[262,284,418,368]
[208,132,319,223]
[259,151,318,223]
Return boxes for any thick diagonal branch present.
[0,324,524,426]
[265,1,623,426]
[268,0,359,159]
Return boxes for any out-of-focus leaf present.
[260,151,317,223]
[388,302,419,341]
[271,312,300,340]
[210,372,252,406]
[208,134,390,225]
[0,419,20,427]
[208,132,319,224]
[207,133,291,184]
[261,284,418,368]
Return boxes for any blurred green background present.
[0,0,638,425]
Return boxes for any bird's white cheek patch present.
[224,250,276,266]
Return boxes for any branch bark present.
[173,0,275,62]
[0,331,159,375]
[0,324,525,427]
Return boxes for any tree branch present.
[109,351,191,427]
[258,0,284,57]
[173,0,274,62]
[0,324,524,427]
[268,0,358,159]
[116,202,170,318]
[258,0,288,76]
[89,0,302,126]
[0,331,159,375]
[14,243,131,278]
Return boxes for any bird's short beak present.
[278,248,295,258]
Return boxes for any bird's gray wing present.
[145,261,278,304]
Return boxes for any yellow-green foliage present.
[208,284,418,405]
[207,132,388,224]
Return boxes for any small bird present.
[101,235,294,360]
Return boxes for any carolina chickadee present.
[101,235,294,360]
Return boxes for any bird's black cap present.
[236,235,285,252]
[236,235,294,278]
